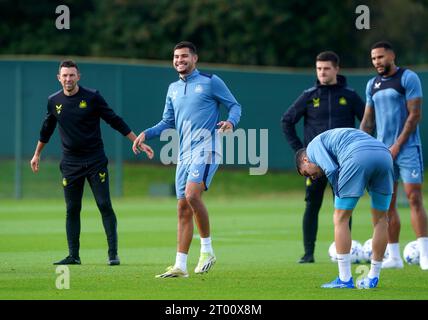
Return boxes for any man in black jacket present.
[30,60,153,265]
[281,51,365,263]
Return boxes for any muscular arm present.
[390,98,422,159]
[359,105,376,135]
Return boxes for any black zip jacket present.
[281,75,365,152]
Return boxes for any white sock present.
[337,253,352,282]
[387,243,401,259]
[369,260,382,279]
[174,252,188,271]
[200,237,213,254]
[417,237,428,258]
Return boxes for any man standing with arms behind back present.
[282,51,365,263]
[30,60,153,266]
[360,41,428,270]
[133,41,241,278]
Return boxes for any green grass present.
[0,160,303,198]
[1,195,428,300]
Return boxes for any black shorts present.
[60,156,109,188]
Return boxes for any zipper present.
[181,76,187,95]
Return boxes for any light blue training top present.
[144,69,242,160]
[306,128,389,191]
[365,68,423,148]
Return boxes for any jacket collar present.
[179,69,199,82]
[315,74,347,88]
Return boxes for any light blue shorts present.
[336,147,393,198]
[394,145,424,184]
[334,192,392,211]
[175,152,219,199]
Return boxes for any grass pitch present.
[1,195,428,300]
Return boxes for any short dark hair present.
[371,41,394,52]
[174,41,197,54]
[58,60,79,73]
[316,51,339,67]
[295,148,307,175]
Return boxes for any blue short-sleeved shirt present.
[365,68,423,149]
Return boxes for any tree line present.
[1,0,427,68]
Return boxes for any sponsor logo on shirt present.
[79,100,87,108]
[374,82,381,89]
[339,97,347,106]
[312,98,320,108]
[195,84,203,93]
[56,104,63,114]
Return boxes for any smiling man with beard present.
[133,41,242,278]
[30,60,153,266]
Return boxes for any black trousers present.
[303,176,352,256]
[60,157,117,258]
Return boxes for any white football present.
[328,241,337,262]
[403,241,420,265]
[328,240,364,263]
[362,238,389,263]
[350,240,364,264]
[362,238,373,262]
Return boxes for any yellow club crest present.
[62,178,67,187]
[99,172,106,183]
[312,98,320,108]
[339,97,347,106]
[56,104,63,114]
[79,100,87,108]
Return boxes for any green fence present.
[1,57,428,198]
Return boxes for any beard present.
[176,65,193,76]
[378,63,391,76]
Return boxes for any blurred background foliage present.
[1,0,428,67]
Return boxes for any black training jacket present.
[39,86,131,162]
[281,75,365,152]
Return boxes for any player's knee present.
[185,192,201,207]
[97,200,114,215]
[66,203,81,217]
[334,211,351,226]
[177,199,191,213]
[305,199,323,212]
[406,190,423,209]
[177,207,192,221]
